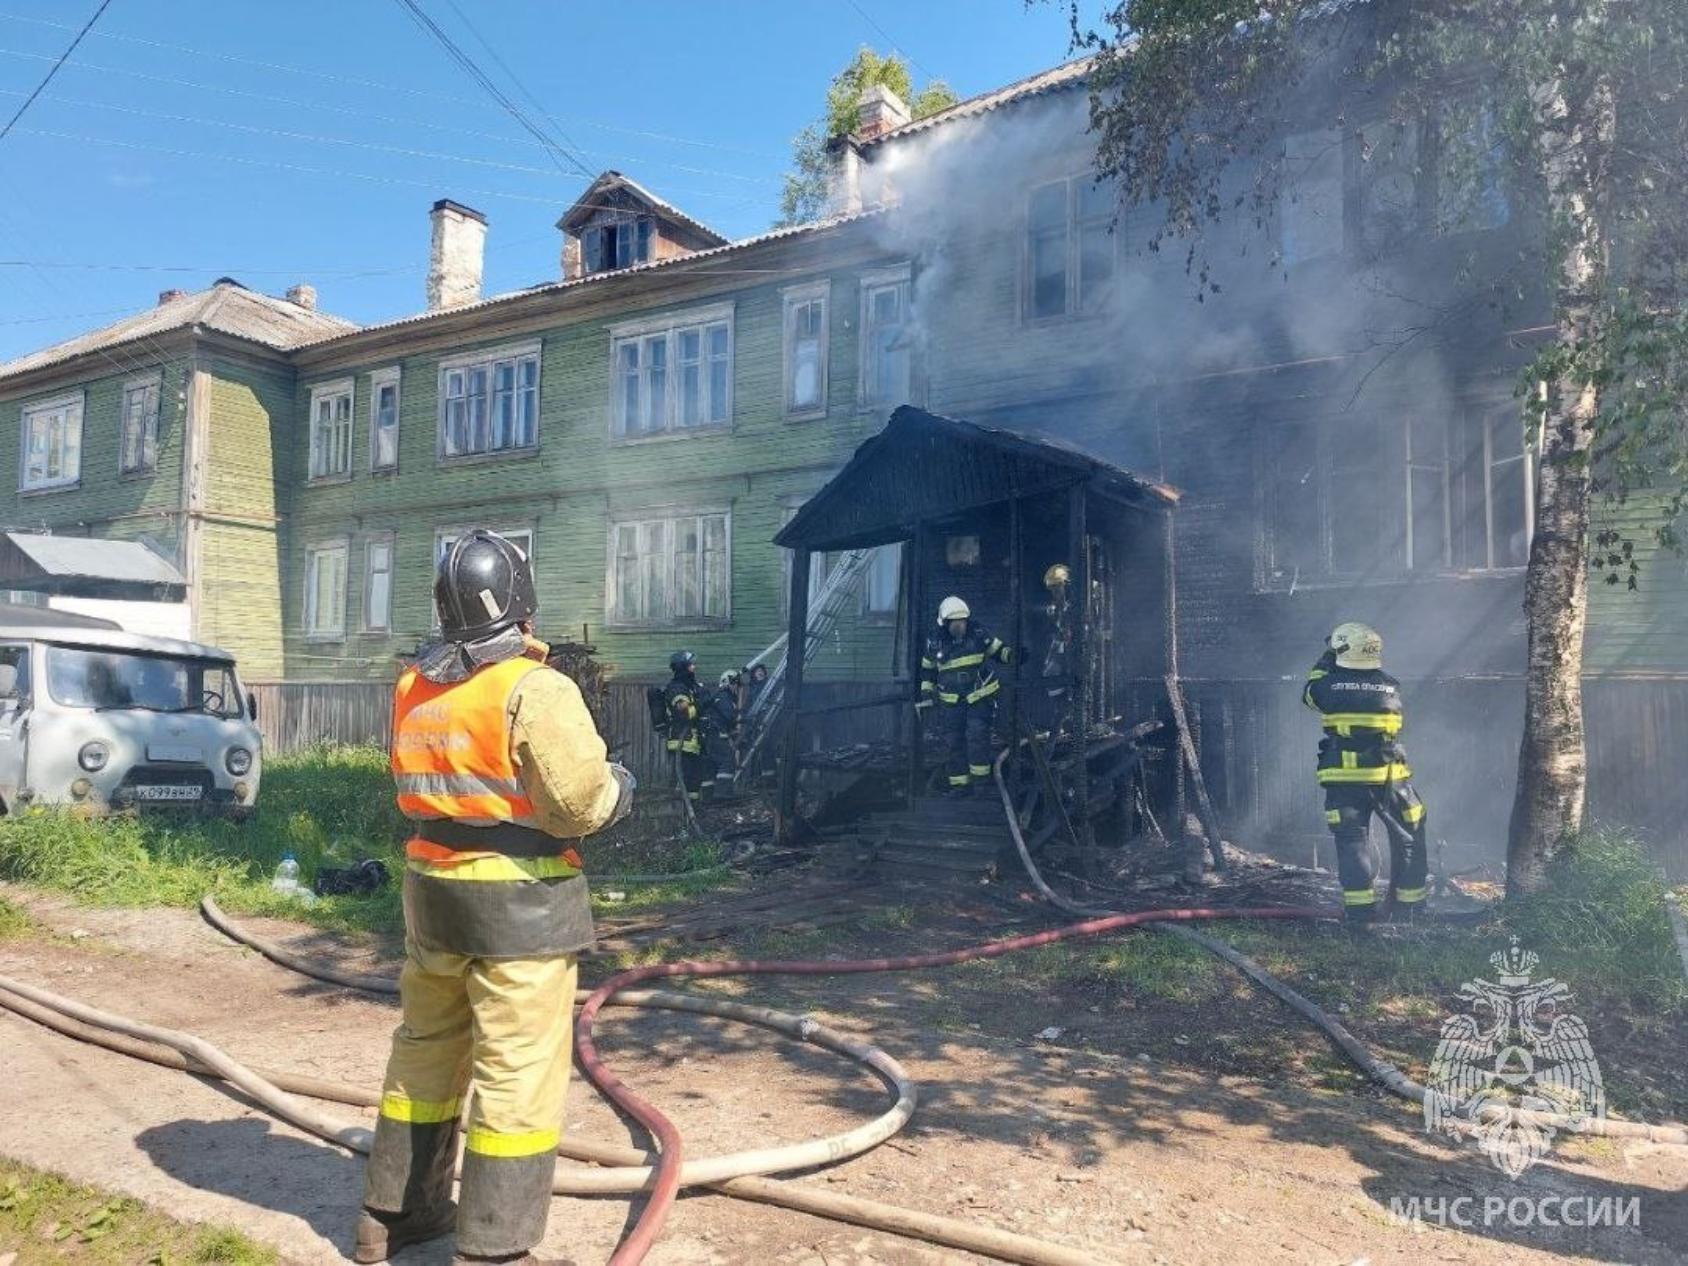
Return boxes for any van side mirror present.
[247,691,259,722]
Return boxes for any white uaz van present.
[0,605,262,816]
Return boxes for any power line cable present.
[0,0,113,145]
[389,0,594,182]
[839,0,939,83]
[0,44,787,160]
[0,85,778,186]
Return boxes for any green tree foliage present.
[1062,0,1688,889]
[776,48,958,227]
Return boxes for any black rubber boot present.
[353,1203,456,1264]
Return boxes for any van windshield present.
[46,646,242,719]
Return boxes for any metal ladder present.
[734,548,876,786]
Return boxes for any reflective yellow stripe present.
[1325,809,1342,825]
[407,856,580,883]
[948,773,971,786]
[1343,889,1377,906]
[1394,887,1427,903]
[1402,802,1426,824]
[1317,763,1412,785]
[1307,669,1328,681]
[966,679,1000,704]
[1341,750,1357,769]
[937,691,962,704]
[920,657,936,669]
[940,652,987,671]
[380,1093,460,1124]
[464,1126,561,1158]
[968,764,991,777]
[1320,713,1403,734]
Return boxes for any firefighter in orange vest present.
[355,530,633,1266]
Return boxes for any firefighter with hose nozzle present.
[918,596,1013,795]
[1303,622,1428,924]
[356,529,634,1266]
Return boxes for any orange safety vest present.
[391,656,583,874]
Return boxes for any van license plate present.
[134,785,202,802]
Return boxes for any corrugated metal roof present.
[556,170,729,245]
[0,281,357,383]
[859,57,1093,150]
[3,532,186,586]
[300,206,887,351]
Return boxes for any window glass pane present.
[1078,221,1115,312]
[1076,176,1113,224]
[1490,408,1530,567]
[791,300,822,410]
[703,515,728,617]
[367,542,392,630]
[1267,422,1322,583]
[61,405,81,482]
[707,324,730,423]
[673,518,700,617]
[678,329,703,427]
[467,368,489,452]
[636,217,654,262]
[643,335,668,431]
[1359,119,1420,253]
[1029,182,1066,231]
[1030,229,1067,318]
[1407,413,1448,574]
[614,523,640,619]
[640,520,669,622]
[866,545,900,613]
[616,342,640,434]
[1329,420,1387,576]
[1438,104,1510,234]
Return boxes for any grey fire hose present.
[0,901,1117,1266]
[991,750,1688,1146]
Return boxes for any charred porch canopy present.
[774,405,1180,553]
[0,533,187,602]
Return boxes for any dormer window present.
[558,171,729,281]
[584,217,655,273]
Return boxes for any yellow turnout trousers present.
[363,940,578,1258]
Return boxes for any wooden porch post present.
[777,546,811,835]
[905,521,927,805]
[1069,482,1092,845]
[1007,495,1024,770]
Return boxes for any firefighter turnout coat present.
[1301,655,1411,785]
[366,641,621,1258]
[920,623,1013,707]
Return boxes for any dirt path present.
[1,885,1684,1265]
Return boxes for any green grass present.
[0,745,734,938]
[0,1159,275,1266]
[0,894,39,940]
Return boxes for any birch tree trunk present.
[1505,74,1613,897]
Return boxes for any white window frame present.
[859,264,913,408]
[303,539,349,641]
[1023,173,1118,323]
[608,302,734,442]
[119,372,162,476]
[604,506,732,630]
[782,280,830,421]
[368,366,401,473]
[436,341,541,463]
[307,378,355,483]
[19,391,84,493]
[363,534,395,634]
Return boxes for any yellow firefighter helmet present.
[937,595,971,624]
[1329,622,1383,670]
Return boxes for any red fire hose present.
[574,902,1334,1265]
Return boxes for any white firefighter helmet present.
[1043,563,1071,591]
[1329,622,1383,670]
[937,595,971,625]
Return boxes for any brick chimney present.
[824,136,863,216]
[427,199,487,311]
[157,289,187,306]
[856,84,910,141]
[285,283,317,311]
[560,233,583,281]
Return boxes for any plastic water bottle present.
[271,853,316,905]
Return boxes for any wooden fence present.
[252,674,1688,877]
[252,678,901,786]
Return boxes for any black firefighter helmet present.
[435,529,538,642]
[669,649,697,678]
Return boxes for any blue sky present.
[0,0,1080,361]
